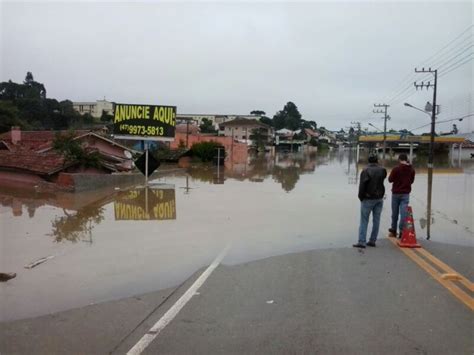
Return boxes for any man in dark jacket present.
[388,153,415,238]
[353,154,387,248]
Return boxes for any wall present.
[170,133,247,156]
[0,171,43,185]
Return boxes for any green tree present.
[199,118,216,133]
[250,110,266,115]
[0,73,83,130]
[52,131,100,167]
[249,128,267,151]
[259,116,273,126]
[301,120,317,130]
[190,141,223,162]
[272,101,302,130]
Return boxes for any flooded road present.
[1,150,473,322]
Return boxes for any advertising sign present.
[113,103,177,141]
[114,186,176,221]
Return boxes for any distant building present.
[177,114,262,130]
[219,118,274,144]
[72,100,114,119]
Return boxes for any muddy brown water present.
[1,150,472,321]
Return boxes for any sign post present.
[144,141,149,186]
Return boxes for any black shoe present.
[0,272,16,282]
[353,243,366,248]
[388,229,396,238]
[367,241,376,247]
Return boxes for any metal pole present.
[145,141,149,186]
[426,69,437,240]
[451,144,455,166]
[186,120,189,148]
[458,143,462,166]
[356,143,360,163]
[409,142,413,162]
[383,106,387,161]
[145,185,149,218]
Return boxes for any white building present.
[72,100,114,119]
[177,114,261,130]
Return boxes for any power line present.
[382,25,473,104]
[423,37,473,69]
[418,25,473,66]
[409,113,474,131]
[388,51,472,105]
[439,55,474,78]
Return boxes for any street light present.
[404,102,431,116]
[368,123,383,132]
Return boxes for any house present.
[219,118,274,144]
[0,127,136,187]
[318,130,336,144]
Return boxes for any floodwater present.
[1,150,473,322]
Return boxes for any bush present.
[190,141,225,162]
[317,142,329,150]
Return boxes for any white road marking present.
[126,244,230,355]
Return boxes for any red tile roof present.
[0,130,90,152]
[0,151,73,175]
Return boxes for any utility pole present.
[186,120,190,148]
[373,104,390,160]
[414,67,438,240]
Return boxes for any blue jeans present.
[358,199,383,245]
[391,194,410,234]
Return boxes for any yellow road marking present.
[388,237,474,311]
[416,248,474,292]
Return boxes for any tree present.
[199,118,216,133]
[0,101,29,132]
[273,110,287,130]
[259,116,273,126]
[250,110,266,115]
[272,101,302,130]
[100,110,114,123]
[249,128,267,151]
[301,120,317,130]
[24,72,34,85]
[52,131,100,168]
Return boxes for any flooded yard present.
[1,150,473,322]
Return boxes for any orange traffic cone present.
[398,206,421,248]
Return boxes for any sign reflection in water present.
[114,186,176,221]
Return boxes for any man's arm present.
[388,167,396,183]
[358,169,369,201]
[411,168,415,184]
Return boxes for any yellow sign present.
[114,187,176,221]
[113,103,177,141]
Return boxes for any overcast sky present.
[1,1,472,132]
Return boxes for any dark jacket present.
[388,163,415,194]
[358,163,387,201]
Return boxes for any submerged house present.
[0,127,136,187]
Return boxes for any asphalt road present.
[1,239,473,355]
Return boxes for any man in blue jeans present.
[353,154,387,248]
[388,153,415,238]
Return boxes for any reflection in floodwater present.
[50,205,105,243]
[187,150,325,192]
[114,186,176,221]
[0,185,177,243]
